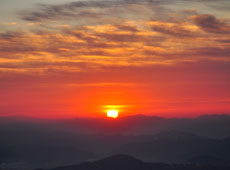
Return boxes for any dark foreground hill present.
[36,155,230,170]
[114,132,230,163]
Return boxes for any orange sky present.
[0,0,229,118]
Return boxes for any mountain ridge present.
[35,154,230,170]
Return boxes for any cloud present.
[0,31,23,40]
[19,0,163,22]
[21,7,105,22]
[191,14,230,34]
[17,0,230,24]
[148,21,198,37]
[0,0,229,76]
[67,82,148,87]
[191,47,230,58]
[0,18,229,75]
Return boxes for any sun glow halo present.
[107,110,119,118]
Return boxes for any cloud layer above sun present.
[0,0,229,117]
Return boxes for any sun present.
[107,110,119,118]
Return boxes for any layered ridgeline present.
[0,115,229,169]
[36,155,230,170]
[1,114,229,137]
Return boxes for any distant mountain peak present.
[98,154,142,163]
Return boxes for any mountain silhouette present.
[187,155,229,166]
[36,154,230,170]
[1,114,229,138]
[114,132,230,163]
[1,115,230,169]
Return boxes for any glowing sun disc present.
[107,110,119,118]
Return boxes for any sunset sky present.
[0,0,229,118]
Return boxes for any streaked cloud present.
[191,14,230,34]
[0,13,229,75]
[0,0,229,116]
[67,82,148,87]
[18,0,163,22]
[148,20,199,37]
